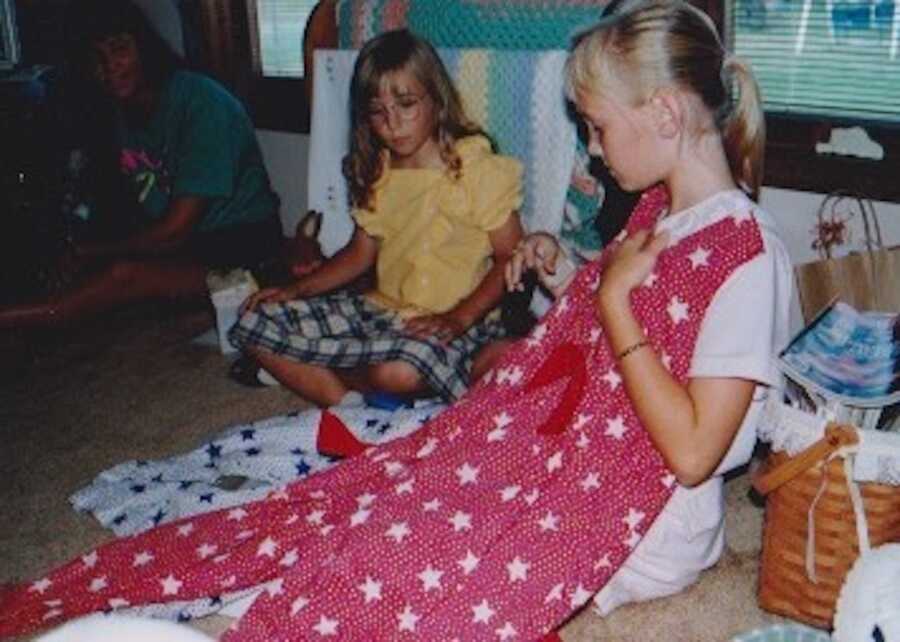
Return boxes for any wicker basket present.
[754,424,900,629]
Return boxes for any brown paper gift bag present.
[795,192,900,322]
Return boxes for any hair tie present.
[722,53,748,80]
[721,53,736,74]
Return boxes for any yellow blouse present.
[354,136,522,316]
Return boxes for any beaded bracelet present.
[616,339,650,362]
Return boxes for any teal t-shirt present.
[116,70,279,233]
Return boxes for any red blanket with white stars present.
[0,186,764,641]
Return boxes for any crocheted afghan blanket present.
[317,0,611,259]
[337,0,613,50]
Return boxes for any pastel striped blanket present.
[325,0,614,260]
[337,0,613,50]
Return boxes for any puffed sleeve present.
[352,205,385,238]
[350,155,392,238]
[454,138,523,231]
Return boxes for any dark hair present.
[342,29,486,210]
[64,0,184,91]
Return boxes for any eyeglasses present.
[366,94,428,126]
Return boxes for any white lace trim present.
[759,398,900,486]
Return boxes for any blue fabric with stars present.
[71,402,445,537]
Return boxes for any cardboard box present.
[207,269,258,354]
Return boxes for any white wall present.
[759,188,900,332]
[761,188,900,266]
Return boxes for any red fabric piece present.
[316,410,369,458]
[0,187,766,641]
[524,342,587,435]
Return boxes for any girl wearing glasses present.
[230,29,525,406]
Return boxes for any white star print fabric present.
[70,404,444,537]
[1,187,766,641]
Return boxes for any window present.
[732,0,899,123]
[708,0,900,203]
[252,0,319,78]
[239,0,322,132]
[189,0,324,132]
[0,0,22,70]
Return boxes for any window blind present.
[255,0,318,77]
[730,0,900,123]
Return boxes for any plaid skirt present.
[228,291,507,400]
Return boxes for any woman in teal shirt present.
[0,0,281,329]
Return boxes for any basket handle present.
[753,423,859,496]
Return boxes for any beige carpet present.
[0,305,785,641]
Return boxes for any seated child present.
[229,29,524,406]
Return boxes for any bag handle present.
[852,192,886,308]
[858,193,883,253]
[753,423,859,496]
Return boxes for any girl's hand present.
[240,285,299,314]
[404,312,467,344]
[597,228,670,307]
[506,232,561,292]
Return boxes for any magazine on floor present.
[778,300,900,409]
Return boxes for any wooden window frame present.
[699,0,900,203]
[197,0,335,134]
[243,0,336,133]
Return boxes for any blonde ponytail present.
[721,56,766,201]
[566,2,769,201]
